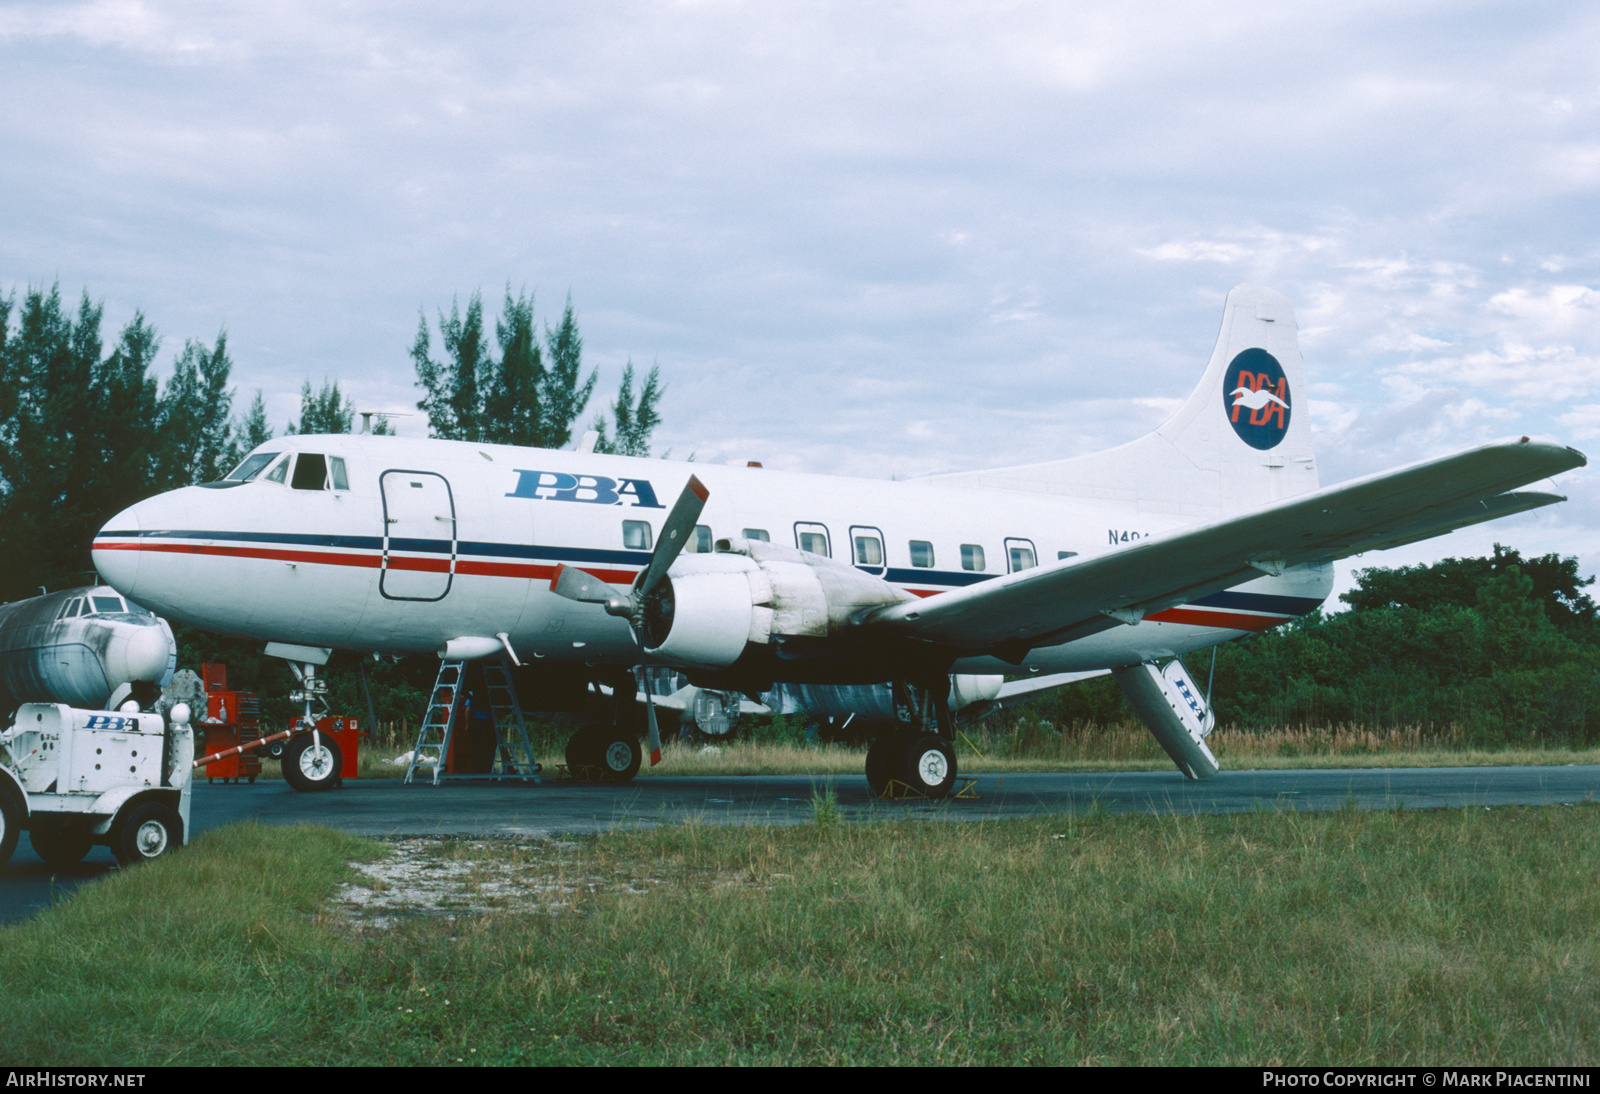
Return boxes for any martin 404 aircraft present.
[90,285,1586,795]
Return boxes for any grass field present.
[3,805,1597,1065]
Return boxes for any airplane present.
[0,585,177,717]
[87,284,1587,795]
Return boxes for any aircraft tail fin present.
[927,283,1318,518]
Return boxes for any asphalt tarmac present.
[4,763,1597,925]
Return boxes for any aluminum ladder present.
[404,658,540,785]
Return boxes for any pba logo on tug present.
[1222,347,1291,450]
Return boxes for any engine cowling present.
[639,538,915,668]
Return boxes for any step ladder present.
[405,658,540,785]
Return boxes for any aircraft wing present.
[864,438,1585,655]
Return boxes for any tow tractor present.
[0,701,195,868]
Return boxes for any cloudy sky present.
[3,1,1598,596]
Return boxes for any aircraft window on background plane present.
[909,540,935,567]
[854,535,883,567]
[961,544,986,571]
[1006,539,1037,572]
[623,520,653,551]
[291,453,328,491]
[742,528,770,542]
[263,457,289,485]
[683,525,713,553]
[226,452,280,481]
[91,596,125,614]
[329,456,349,491]
[1059,550,1079,560]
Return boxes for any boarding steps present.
[404,658,541,785]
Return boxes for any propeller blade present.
[550,564,631,616]
[636,666,663,766]
[637,474,709,598]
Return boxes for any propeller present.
[550,473,709,634]
[551,474,709,766]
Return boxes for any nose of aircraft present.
[106,622,176,686]
[92,502,143,599]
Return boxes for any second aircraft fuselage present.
[91,434,1332,676]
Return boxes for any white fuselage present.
[92,434,1332,676]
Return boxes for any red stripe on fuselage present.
[92,540,1298,632]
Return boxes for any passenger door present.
[380,470,456,601]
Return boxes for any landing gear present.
[27,817,93,867]
[283,732,342,792]
[565,724,642,782]
[865,681,959,800]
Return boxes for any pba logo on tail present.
[1222,348,1291,450]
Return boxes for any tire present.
[593,731,641,783]
[0,784,20,868]
[28,817,93,867]
[565,726,600,773]
[865,731,908,797]
[111,802,183,866]
[265,739,286,760]
[282,733,343,792]
[895,733,958,800]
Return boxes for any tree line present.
[0,281,662,603]
[1036,544,1600,745]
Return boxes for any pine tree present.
[287,379,355,435]
[481,288,543,446]
[413,294,489,441]
[151,332,235,490]
[539,294,595,450]
[592,360,663,457]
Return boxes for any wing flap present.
[865,438,1584,652]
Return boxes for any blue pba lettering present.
[506,470,666,508]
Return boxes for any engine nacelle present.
[639,539,915,668]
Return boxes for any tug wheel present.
[28,817,93,867]
[0,786,21,868]
[111,802,183,866]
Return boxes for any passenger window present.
[909,540,935,568]
[854,535,883,567]
[742,528,770,542]
[330,456,349,491]
[263,457,289,484]
[1006,539,1037,573]
[291,453,328,491]
[960,544,986,572]
[683,525,713,553]
[623,520,653,551]
[795,523,830,557]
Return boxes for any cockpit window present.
[263,457,289,484]
[91,596,126,614]
[329,456,349,491]
[291,453,328,491]
[226,452,281,482]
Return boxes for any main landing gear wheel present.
[865,731,907,797]
[283,733,343,792]
[898,733,958,800]
[866,732,958,799]
[566,725,642,782]
[28,817,93,867]
[111,802,183,867]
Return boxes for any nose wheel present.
[283,733,343,792]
